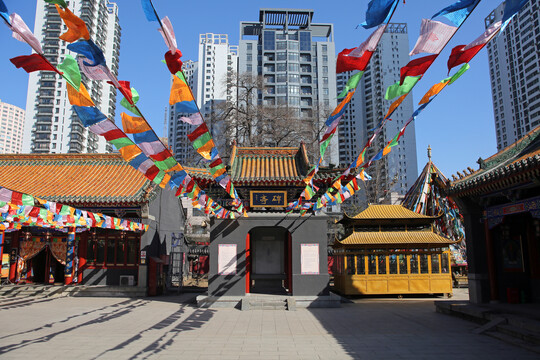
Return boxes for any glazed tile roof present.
[448,126,540,196]
[187,144,343,185]
[232,147,303,181]
[345,205,438,220]
[0,153,155,206]
[336,230,455,246]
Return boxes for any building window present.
[263,30,275,51]
[86,233,140,266]
[300,31,311,51]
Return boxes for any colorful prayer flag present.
[67,82,94,107]
[359,0,399,29]
[55,4,90,42]
[447,21,501,72]
[337,71,363,98]
[348,24,387,57]
[164,49,183,74]
[502,0,528,24]
[57,54,81,90]
[158,16,177,54]
[10,13,42,54]
[385,94,408,118]
[399,54,437,85]
[385,75,421,100]
[140,0,159,22]
[336,48,373,74]
[67,40,106,67]
[448,63,470,85]
[419,80,449,105]
[409,19,457,56]
[180,112,204,126]
[10,54,59,74]
[432,0,480,26]
[175,100,198,114]
[169,73,194,105]
[45,0,68,8]
[121,112,151,134]
[72,106,107,127]
[120,87,142,116]
[0,0,9,24]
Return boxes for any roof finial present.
[427,145,432,160]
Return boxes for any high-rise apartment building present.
[238,9,339,164]
[23,0,121,154]
[168,34,237,164]
[169,59,198,164]
[337,23,418,202]
[485,0,540,150]
[0,99,25,154]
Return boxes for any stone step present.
[69,286,146,297]
[496,323,540,345]
[486,329,540,354]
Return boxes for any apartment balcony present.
[70,127,85,137]
[34,126,51,133]
[34,136,51,142]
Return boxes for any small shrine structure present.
[333,204,456,296]
[188,144,343,306]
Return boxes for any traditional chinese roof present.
[335,230,456,247]
[187,144,342,186]
[0,153,156,206]
[448,126,540,197]
[340,204,440,225]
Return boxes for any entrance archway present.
[28,247,65,284]
[247,227,291,294]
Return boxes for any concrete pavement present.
[0,290,537,359]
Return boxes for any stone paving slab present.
[0,290,537,359]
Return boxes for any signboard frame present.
[250,190,287,208]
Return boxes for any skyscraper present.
[168,34,237,165]
[337,23,418,203]
[0,99,25,154]
[23,0,121,154]
[238,9,339,164]
[485,0,540,150]
[169,60,198,164]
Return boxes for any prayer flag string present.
[141,0,246,216]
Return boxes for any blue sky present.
[0,0,502,179]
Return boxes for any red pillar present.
[484,219,498,301]
[77,233,87,284]
[245,232,250,294]
[9,232,20,282]
[287,232,292,295]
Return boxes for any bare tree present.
[214,71,330,161]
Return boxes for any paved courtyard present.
[0,290,537,359]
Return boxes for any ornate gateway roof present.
[187,144,341,187]
[0,153,156,206]
[447,126,540,197]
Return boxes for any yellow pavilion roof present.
[350,205,436,219]
[336,230,456,246]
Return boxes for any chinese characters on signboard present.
[250,191,287,208]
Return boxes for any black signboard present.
[250,191,287,208]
